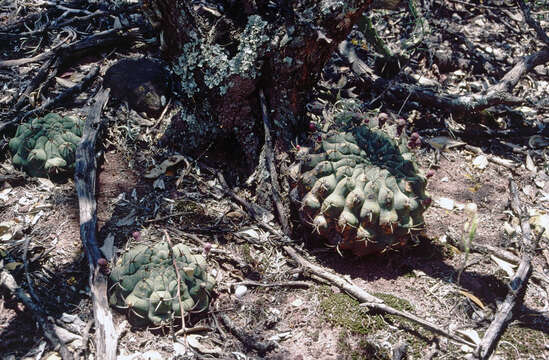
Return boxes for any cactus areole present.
[290,122,431,256]
[8,113,83,177]
[109,242,215,326]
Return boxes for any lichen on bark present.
[144,0,373,168]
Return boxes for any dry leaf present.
[491,255,517,278]
[55,77,77,88]
[472,155,488,169]
[426,136,465,151]
[145,155,186,179]
[185,335,222,355]
[458,290,485,309]
[436,197,455,210]
[456,328,481,346]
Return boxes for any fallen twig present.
[77,319,94,360]
[517,0,549,46]
[174,325,212,336]
[229,280,311,289]
[215,171,292,244]
[474,179,535,360]
[74,88,117,360]
[259,88,290,235]
[284,246,383,303]
[283,246,474,347]
[463,145,519,170]
[0,269,74,360]
[22,65,100,121]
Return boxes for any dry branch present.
[259,88,290,235]
[0,28,141,133]
[0,269,74,360]
[74,88,117,360]
[474,179,535,360]
[283,246,475,347]
[22,65,100,121]
[360,46,549,114]
[517,0,549,46]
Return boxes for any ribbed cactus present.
[291,119,430,256]
[109,242,215,326]
[8,113,83,177]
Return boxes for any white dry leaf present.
[0,188,12,203]
[291,298,303,307]
[141,350,163,360]
[100,233,115,260]
[540,191,549,202]
[526,153,536,172]
[456,328,482,347]
[55,77,77,88]
[234,285,248,298]
[185,335,223,355]
[535,180,545,189]
[491,255,517,278]
[472,155,488,170]
[173,341,189,357]
[153,178,165,190]
[36,178,55,191]
[503,222,516,236]
[0,221,16,241]
[268,331,292,342]
[529,212,549,240]
[236,228,261,241]
[144,155,186,179]
[31,210,44,225]
[436,197,455,210]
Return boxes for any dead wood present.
[229,280,312,289]
[259,88,290,235]
[0,269,74,360]
[0,27,141,69]
[474,179,535,360]
[0,28,141,133]
[74,88,117,360]
[219,313,277,355]
[355,45,549,115]
[22,65,100,121]
[517,0,549,46]
[283,246,475,347]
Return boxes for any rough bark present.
[142,0,373,166]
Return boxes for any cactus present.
[8,113,83,177]
[109,242,215,326]
[291,117,431,256]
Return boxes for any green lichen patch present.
[172,15,269,97]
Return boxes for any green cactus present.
[109,242,216,326]
[292,118,431,256]
[8,113,83,177]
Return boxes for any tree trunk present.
[142,0,372,167]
